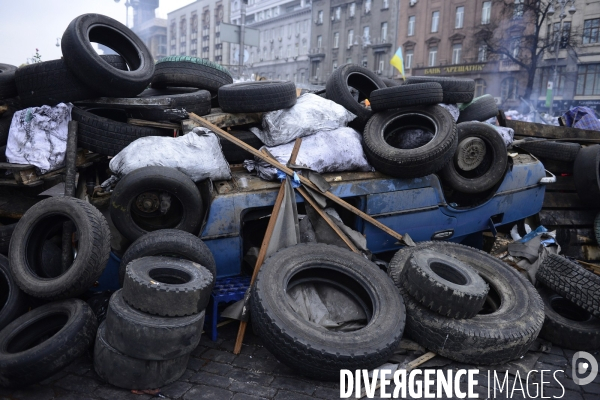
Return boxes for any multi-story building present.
[167,0,231,66]
[230,0,313,85]
[309,0,399,86]
[132,0,168,62]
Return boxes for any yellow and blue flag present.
[390,47,405,80]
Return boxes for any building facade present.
[167,0,231,66]
[230,0,313,85]
[309,0,399,86]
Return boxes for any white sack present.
[109,127,231,181]
[5,103,72,174]
[250,93,356,147]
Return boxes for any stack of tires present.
[94,256,214,390]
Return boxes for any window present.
[405,50,413,69]
[428,47,438,66]
[501,77,517,101]
[346,57,353,64]
[295,43,299,56]
[583,19,600,44]
[511,37,520,58]
[474,79,486,97]
[577,64,600,96]
[362,56,368,68]
[431,11,440,33]
[333,61,338,69]
[348,29,354,47]
[365,0,371,14]
[287,44,291,57]
[301,72,305,83]
[363,26,370,41]
[317,35,322,48]
[349,3,356,17]
[561,22,571,49]
[266,9,271,18]
[333,32,340,48]
[302,38,308,54]
[381,22,388,42]
[378,60,385,72]
[540,67,566,97]
[513,0,524,19]
[482,1,491,25]
[408,16,415,36]
[383,0,389,9]
[478,44,487,62]
[335,7,341,20]
[452,44,462,64]
[455,6,464,29]
[317,11,323,24]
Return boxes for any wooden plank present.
[545,175,575,192]
[539,210,597,226]
[507,119,600,140]
[543,192,593,209]
[127,118,180,130]
[183,111,263,132]
[0,104,7,116]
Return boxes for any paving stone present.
[189,371,231,389]
[227,369,274,386]
[183,384,233,400]
[38,369,70,385]
[201,349,237,364]
[179,369,195,382]
[64,357,93,376]
[187,357,205,372]
[270,376,316,396]
[539,353,569,367]
[273,391,314,400]
[202,361,234,376]
[11,385,55,400]
[542,386,584,400]
[55,375,100,393]
[252,347,274,359]
[232,393,268,400]
[581,382,600,395]
[228,381,277,398]
[232,354,279,373]
[93,385,152,400]
[160,381,193,399]
[53,393,98,400]
[313,386,341,399]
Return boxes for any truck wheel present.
[151,56,233,94]
[119,229,216,286]
[130,88,211,121]
[573,145,600,207]
[110,166,203,242]
[0,254,27,331]
[439,122,508,193]
[406,76,475,104]
[388,241,544,365]
[105,290,205,360]
[382,78,403,87]
[9,197,111,299]
[370,83,443,111]
[537,254,600,319]
[251,243,405,381]
[537,285,600,350]
[122,256,214,316]
[362,105,457,179]
[0,299,97,388]
[516,139,581,162]
[403,249,489,319]
[94,321,189,390]
[218,81,297,113]
[457,95,498,123]
[0,64,18,100]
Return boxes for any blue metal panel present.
[366,187,440,215]
[203,236,243,278]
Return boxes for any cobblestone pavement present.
[1,322,599,400]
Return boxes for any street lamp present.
[546,0,576,117]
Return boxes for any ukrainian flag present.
[390,47,405,80]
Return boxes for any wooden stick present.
[189,113,404,242]
[233,182,287,354]
[289,138,303,165]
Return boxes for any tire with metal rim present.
[573,144,600,207]
[370,83,443,111]
[406,76,475,104]
[439,121,508,194]
[218,81,297,113]
[0,64,17,100]
[457,95,499,123]
[0,254,27,331]
[402,249,489,319]
[388,241,544,365]
[109,166,203,242]
[362,105,457,179]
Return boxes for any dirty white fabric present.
[5,103,72,174]
[109,127,231,181]
[491,125,514,146]
[439,103,459,122]
[250,93,356,147]
[244,127,373,181]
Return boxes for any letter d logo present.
[573,352,598,386]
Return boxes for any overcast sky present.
[0,0,195,66]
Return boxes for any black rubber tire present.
[406,76,475,104]
[218,81,297,113]
[573,145,600,207]
[104,290,205,360]
[119,229,216,286]
[537,285,600,351]
[0,64,18,100]
[94,321,189,390]
[457,95,499,123]
[122,256,214,317]
[0,299,98,388]
[370,83,443,111]
[72,107,172,156]
[131,88,211,121]
[151,56,233,94]
[362,105,458,179]
[15,56,127,108]
[537,254,600,319]
[516,139,581,162]
[382,78,403,87]
[220,130,264,164]
[439,121,508,194]
[403,249,489,319]
[595,212,600,245]
[0,110,13,147]
[251,243,405,381]
[0,254,27,331]
[9,197,111,300]
[110,166,203,242]
[325,64,386,129]
[61,14,154,97]
[0,224,15,255]
[388,241,544,365]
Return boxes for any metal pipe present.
[239,0,246,79]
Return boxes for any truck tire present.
[457,95,498,123]
[0,64,18,100]
[122,257,214,317]
[388,242,544,365]
[119,229,216,286]
[516,139,581,162]
[403,250,489,319]
[326,64,386,129]
[0,223,15,255]
[362,105,457,178]
[132,88,211,121]
[382,78,403,87]
[218,81,297,113]
[439,122,508,193]
[72,107,172,156]
[61,14,154,97]
[0,254,27,331]
[370,83,443,111]
[94,321,189,390]
[0,299,97,388]
[110,166,203,242]
[406,76,475,104]
[537,286,600,350]
[0,111,13,146]
[251,244,405,381]
[15,56,127,108]
[105,290,205,360]
[220,130,264,164]
[573,145,600,207]
[151,56,233,94]
[537,254,600,319]
[9,197,111,299]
